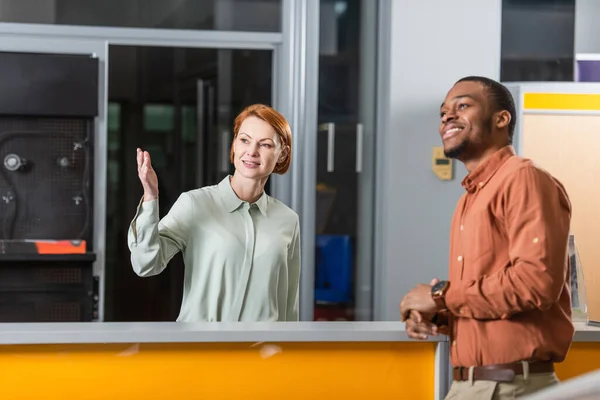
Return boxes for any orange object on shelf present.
[33,240,86,254]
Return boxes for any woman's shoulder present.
[181,184,221,206]
[266,196,299,222]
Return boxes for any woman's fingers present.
[136,148,143,171]
[143,151,152,170]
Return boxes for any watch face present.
[432,280,447,293]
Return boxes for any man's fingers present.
[410,322,438,337]
[400,303,410,322]
[410,310,423,323]
[407,322,432,340]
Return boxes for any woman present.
[128,104,300,322]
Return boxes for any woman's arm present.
[286,218,301,321]
[127,192,194,277]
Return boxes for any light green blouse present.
[127,176,301,322]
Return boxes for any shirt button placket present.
[230,203,256,321]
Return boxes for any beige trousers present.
[445,367,559,400]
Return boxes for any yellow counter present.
[0,341,436,400]
[0,321,597,400]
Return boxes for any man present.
[400,76,574,399]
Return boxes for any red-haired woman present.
[128,104,300,322]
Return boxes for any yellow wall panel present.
[0,342,436,400]
[556,342,600,381]
[524,93,600,111]
[521,114,600,322]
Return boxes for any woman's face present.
[232,116,286,180]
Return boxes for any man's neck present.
[462,145,507,173]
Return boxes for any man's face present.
[439,81,494,159]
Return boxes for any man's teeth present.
[447,128,462,134]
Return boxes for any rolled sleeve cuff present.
[135,197,159,223]
[445,285,472,318]
[130,197,159,243]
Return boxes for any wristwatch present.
[431,280,450,310]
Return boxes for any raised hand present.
[137,148,159,201]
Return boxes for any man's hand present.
[405,310,438,340]
[400,278,440,322]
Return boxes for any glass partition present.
[104,44,273,321]
[312,0,378,321]
[0,0,282,32]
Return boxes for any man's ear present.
[496,110,511,130]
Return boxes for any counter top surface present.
[0,321,440,344]
[0,321,598,345]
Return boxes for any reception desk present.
[0,322,598,400]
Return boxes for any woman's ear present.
[279,145,290,162]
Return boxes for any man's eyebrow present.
[440,94,476,109]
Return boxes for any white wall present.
[376,0,502,320]
[575,0,600,54]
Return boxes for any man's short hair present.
[456,76,517,143]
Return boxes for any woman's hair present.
[230,104,293,174]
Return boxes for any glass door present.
[312,0,378,321]
[105,45,274,321]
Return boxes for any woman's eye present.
[262,144,272,148]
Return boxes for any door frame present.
[0,17,302,320]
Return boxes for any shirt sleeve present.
[127,192,194,277]
[285,218,301,321]
[444,166,572,320]
[432,310,452,335]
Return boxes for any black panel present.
[0,117,93,244]
[501,0,575,81]
[0,52,99,117]
[0,260,95,322]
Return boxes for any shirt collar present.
[218,176,268,216]
[461,145,516,193]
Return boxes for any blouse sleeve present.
[286,218,301,321]
[127,193,194,277]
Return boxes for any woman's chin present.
[235,167,270,181]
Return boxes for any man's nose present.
[442,112,456,124]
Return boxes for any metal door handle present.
[356,123,364,173]
[318,122,335,172]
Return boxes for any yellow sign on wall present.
[432,146,453,180]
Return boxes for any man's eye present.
[458,103,468,109]
[440,112,446,118]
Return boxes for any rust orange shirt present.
[443,145,574,367]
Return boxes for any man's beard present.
[443,138,469,159]
[443,115,493,159]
